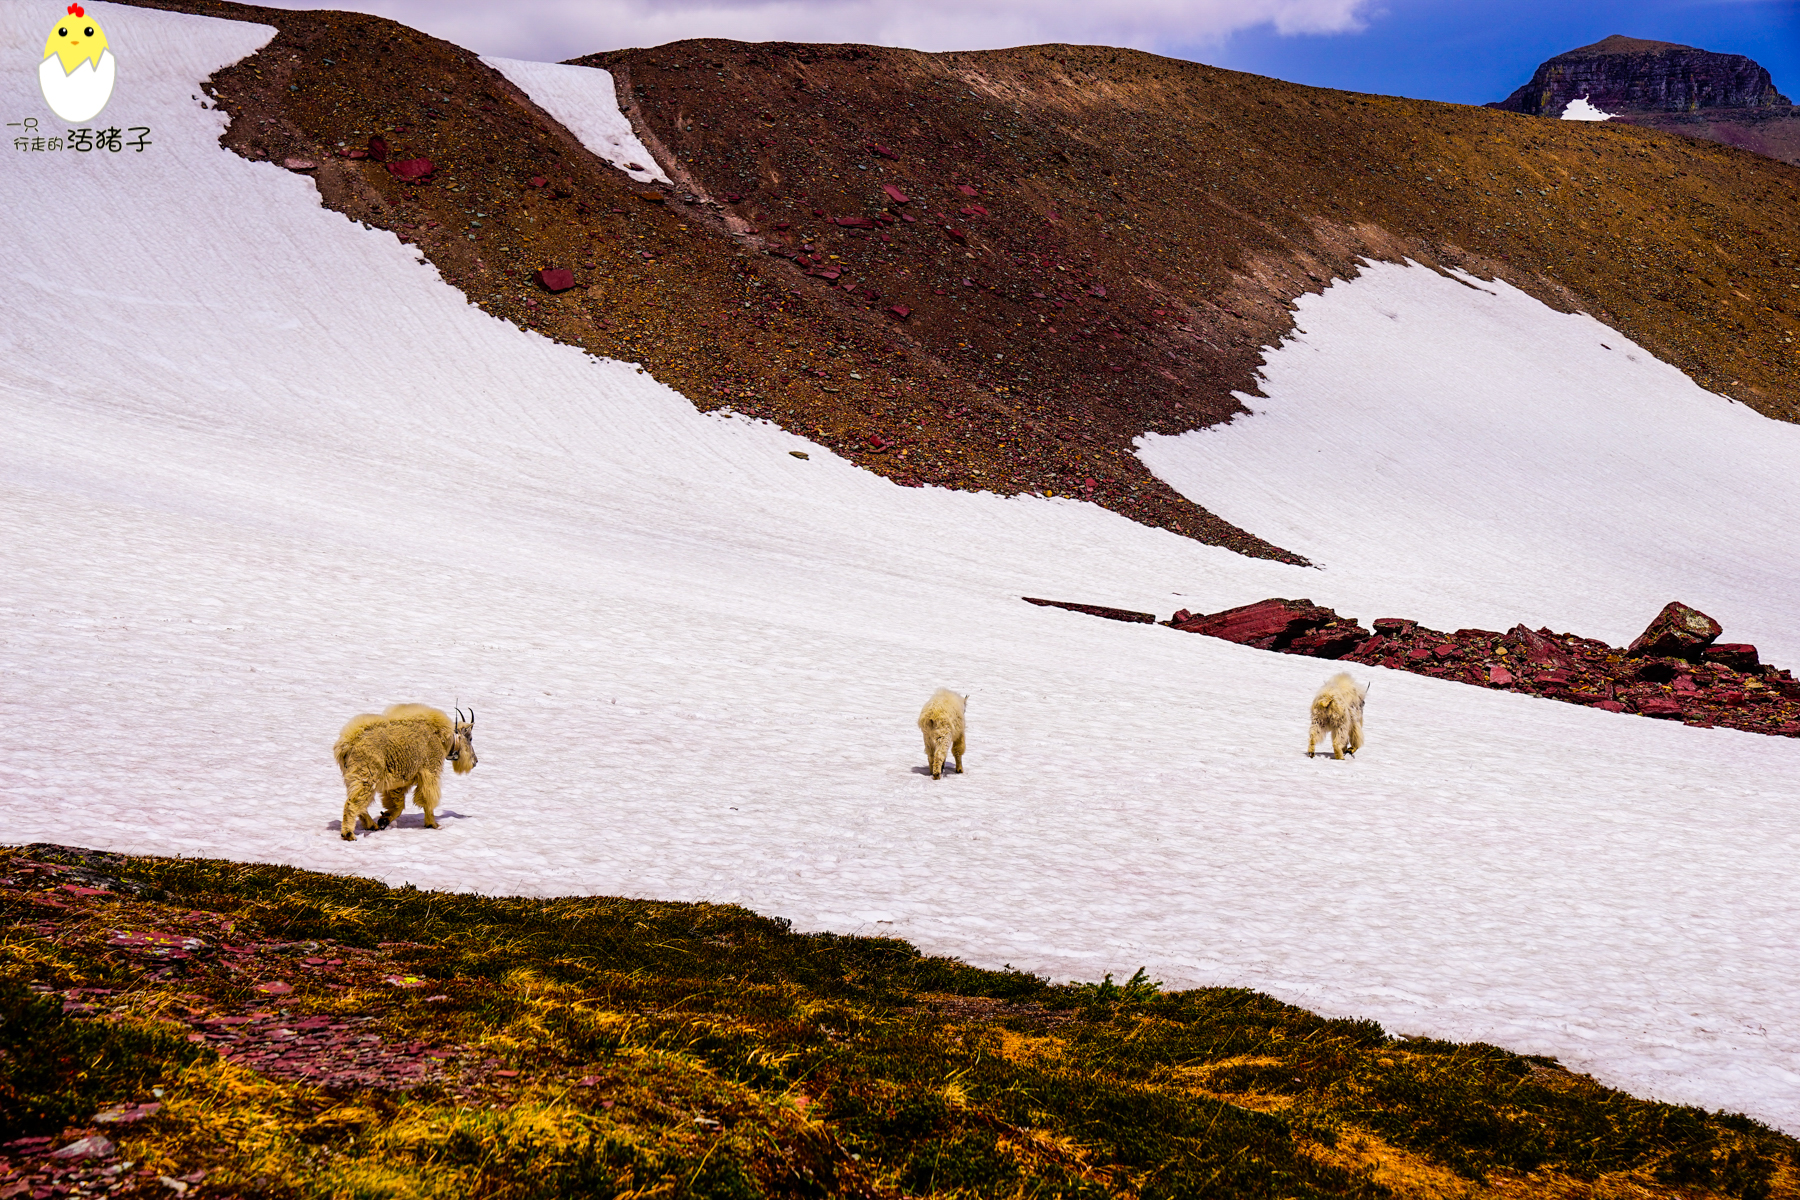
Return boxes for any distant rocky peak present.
[1569,35,1697,57]
[1489,33,1790,116]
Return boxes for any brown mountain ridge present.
[121,0,1800,563]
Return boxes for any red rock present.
[1287,624,1371,659]
[1592,699,1626,712]
[956,184,980,195]
[1510,625,1577,668]
[726,193,743,202]
[1712,690,1747,705]
[1704,643,1760,671]
[960,204,990,217]
[1170,598,1340,650]
[1673,674,1698,692]
[945,227,969,244]
[1407,646,1434,661]
[1627,601,1722,659]
[255,981,292,995]
[1488,664,1515,685]
[869,143,900,160]
[835,216,876,228]
[1089,286,1107,298]
[1638,696,1685,718]
[638,191,665,203]
[1372,618,1417,636]
[1022,597,1155,624]
[882,184,910,204]
[337,147,368,159]
[367,136,388,162]
[282,157,317,171]
[1432,643,1460,658]
[1340,634,1388,663]
[537,268,575,292]
[529,175,548,188]
[388,158,433,181]
[888,305,911,318]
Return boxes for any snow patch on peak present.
[1562,95,1615,121]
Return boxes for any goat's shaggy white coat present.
[917,689,967,780]
[333,704,477,840]
[1307,673,1367,760]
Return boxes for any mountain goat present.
[334,704,477,841]
[1307,673,1367,760]
[917,689,967,780]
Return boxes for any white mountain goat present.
[334,704,477,840]
[917,689,967,779]
[1307,673,1367,760]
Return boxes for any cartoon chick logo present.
[39,3,116,123]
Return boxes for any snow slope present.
[481,56,669,185]
[1138,262,1800,665]
[3,3,1799,1131]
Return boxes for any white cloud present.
[246,0,1375,64]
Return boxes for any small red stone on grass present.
[537,267,576,292]
[388,158,433,181]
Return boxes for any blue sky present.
[1209,0,1800,104]
[245,0,1799,108]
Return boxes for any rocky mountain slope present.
[122,0,1800,562]
[1491,35,1800,166]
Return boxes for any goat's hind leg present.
[341,778,376,841]
[378,787,409,829]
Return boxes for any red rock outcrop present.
[1147,598,1800,737]
[1168,598,1366,652]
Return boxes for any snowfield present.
[3,2,1798,1131]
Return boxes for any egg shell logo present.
[39,2,115,123]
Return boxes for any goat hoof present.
[340,831,355,842]
[376,815,391,829]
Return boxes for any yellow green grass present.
[3,843,1796,1198]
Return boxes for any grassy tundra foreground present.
[2,843,1795,1199]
